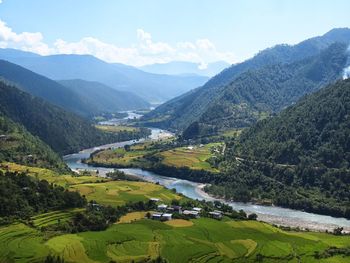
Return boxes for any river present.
[63,127,350,232]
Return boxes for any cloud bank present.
[0,19,235,67]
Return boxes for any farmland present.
[156,143,222,172]
[95,125,139,133]
[1,162,181,207]
[69,180,181,206]
[86,142,222,173]
[1,218,349,262]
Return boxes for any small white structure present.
[157,204,168,211]
[192,207,202,212]
[150,198,160,203]
[161,213,173,221]
[187,146,194,150]
[151,213,162,220]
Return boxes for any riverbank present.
[64,127,350,233]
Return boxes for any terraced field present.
[2,162,181,206]
[1,218,349,262]
[157,143,222,172]
[31,209,84,228]
[69,180,181,206]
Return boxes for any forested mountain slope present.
[142,28,350,133]
[59,79,150,112]
[0,81,127,155]
[0,60,95,117]
[0,113,68,172]
[210,79,350,218]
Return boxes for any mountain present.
[0,80,128,155]
[214,79,350,218]
[139,61,230,77]
[142,28,350,133]
[59,79,150,112]
[0,50,209,103]
[0,59,96,117]
[0,113,68,172]
[0,60,149,117]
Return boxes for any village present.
[148,198,223,221]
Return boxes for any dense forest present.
[0,81,150,155]
[0,171,86,221]
[141,28,350,135]
[208,79,350,218]
[0,113,68,172]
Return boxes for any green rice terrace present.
[85,142,223,173]
[0,162,350,262]
[1,217,350,262]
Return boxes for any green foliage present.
[0,81,149,154]
[0,113,68,171]
[0,170,86,220]
[142,33,350,138]
[217,79,350,218]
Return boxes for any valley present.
[0,7,350,262]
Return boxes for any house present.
[151,213,162,220]
[192,207,202,212]
[161,213,173,221]
[151,213,172,221]
[157,204,168,211]
[183,210,200,219]
[171,205,182,214]
[209,211,222,220]
[187,146,194,150]
[150,198,160,203]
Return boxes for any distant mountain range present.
[59,79,150,113]
[139,61,230,77]
[142,28,350,136]
[0,49,209,103]
[0,60,149,117]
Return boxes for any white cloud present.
[0,20,236,67]
[0,20,51,55]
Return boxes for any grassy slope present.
[1,218,349,263]
[157,143,222,172]
[87,142,222,172]
[1,162,181,206]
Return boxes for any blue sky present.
[0,0,349,67]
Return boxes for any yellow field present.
[1,162,182,207]
[118,212,147,224]
[158,143,222,172]
[69,180,181,206]
[164,219,194,227]
[95,125,138,132]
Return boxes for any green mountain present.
[0,113,68,172]
[58,79,150,112]
[212,79,350,218]
[0,50,209,103]
[142,28,350,135]
[0,81,128,155]
[0,60,149,117]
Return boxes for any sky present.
[0,0,349,67]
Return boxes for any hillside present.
[0,81,142,155]
[0,51,209,103]
[0,60,96,117]
[142,28,350,133]
[211,79,350,218]
[59,79,150,112]
[0,113,68,172]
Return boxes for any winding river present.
[64,128,350,232]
